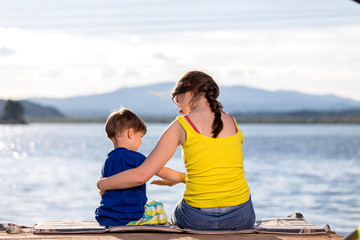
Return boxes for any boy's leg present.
[127,200,167,225]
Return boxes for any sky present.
[0,0,360,101]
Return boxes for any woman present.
[97,70,256,230]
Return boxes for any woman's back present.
[177,112,250,208]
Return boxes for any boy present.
[95,108,185,227]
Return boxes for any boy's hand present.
[151,178,180,187]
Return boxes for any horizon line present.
[1,81,359,103]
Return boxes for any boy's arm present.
[153,166,186,186]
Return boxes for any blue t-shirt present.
[95,147,147,226]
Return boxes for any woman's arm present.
[97,120,184,191]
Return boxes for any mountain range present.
[27,83,360,118]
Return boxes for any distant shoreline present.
[22,111,360,124]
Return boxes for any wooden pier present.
[0,228,344,240]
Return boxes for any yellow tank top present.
[177,115,250,208]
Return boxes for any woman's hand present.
[98,189,105,196]
[97,176,106,196]
[151,178,181,187]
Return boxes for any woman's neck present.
[190,97,211,113]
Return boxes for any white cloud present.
[0,23,359,100]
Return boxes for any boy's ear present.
[127,128,134,138]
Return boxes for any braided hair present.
[172,71,224,138]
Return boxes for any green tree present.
[2,100,26,123]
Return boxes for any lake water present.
[0,122,359,236]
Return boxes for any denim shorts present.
[171,196,256,231]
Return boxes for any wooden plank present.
[0,230,344,240]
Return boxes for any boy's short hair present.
[105,108,147,139]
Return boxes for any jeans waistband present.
[199,205,239,213]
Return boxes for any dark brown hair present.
[172,71,223,138]
[105,108,147,139]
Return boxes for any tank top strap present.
[184,115,200,134]
[184,113,238,134]
[226,113,238,133]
